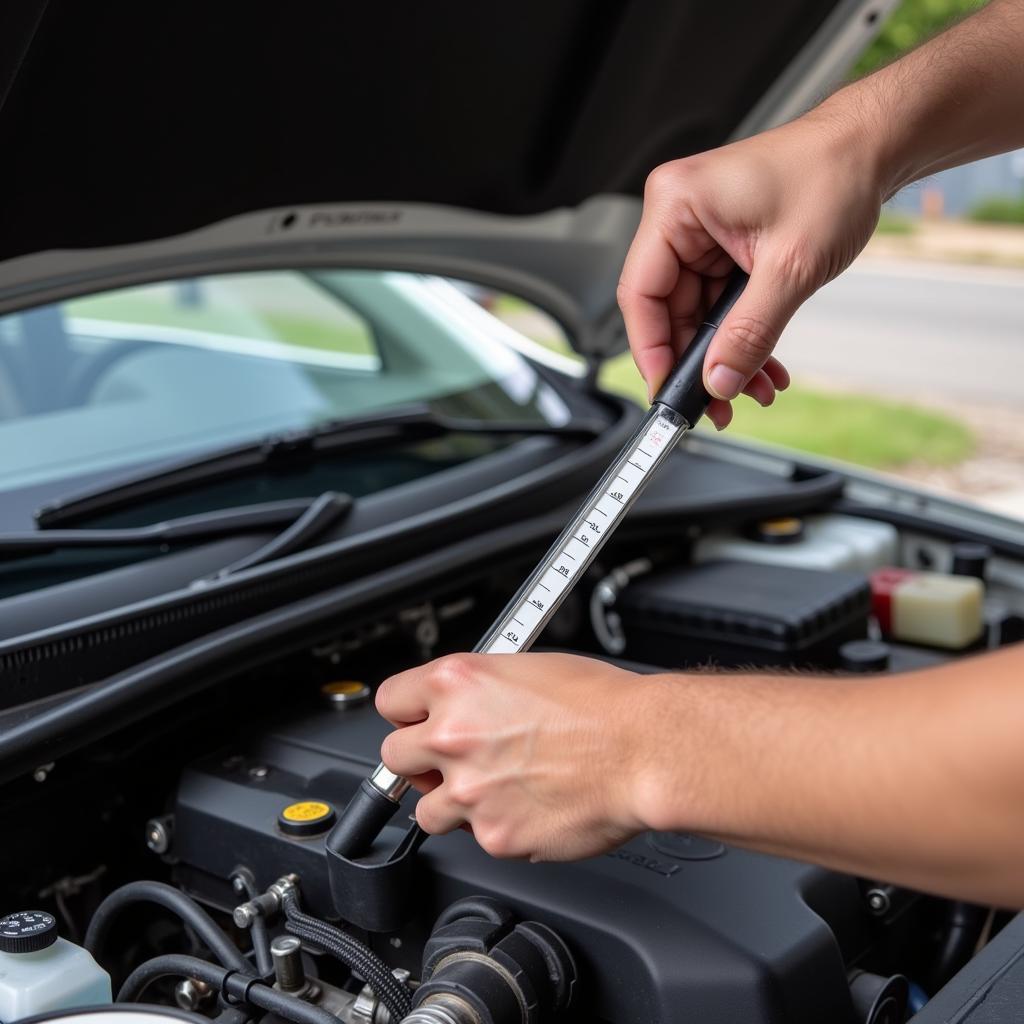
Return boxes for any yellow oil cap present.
[320,680,371,708]
[278,800,336,837]
[753,517,805,545]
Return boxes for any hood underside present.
[0,0,885,264]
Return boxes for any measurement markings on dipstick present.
[480,411,682,656]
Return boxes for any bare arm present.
[864,0,1024,196]
[377,646,1024,907]
[374,0,1024,909]
[617,0,1024,426]
[635,647,1024,907]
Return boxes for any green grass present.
[968,196,1024,225]
[875,211,917,235]
[599,352,974,470]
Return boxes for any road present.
[780,260,1024,407]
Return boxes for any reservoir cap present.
[320,680,371,708]
[951,542,990,581]
[840,639,891,674]
[279,800,336,837]
[750,517,805,545]
[0,910,58,953]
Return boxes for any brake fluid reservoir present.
[694,515,897,572]
[0,912,111,1023]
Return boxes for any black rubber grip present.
[325,779,403,859]
[651,267,749,424]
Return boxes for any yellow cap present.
[278,800,336,837]
[321,680,371,707]
[282,801,332,822]
[754,517,804,544]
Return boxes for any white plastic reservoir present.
[0,911,111,1023]
[694,514,898,573]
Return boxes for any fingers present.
[415,785,466,835]
[703,261,810,401]
[617,223,683,399]
[375,666,431,726]
[763,356,791,392]
[742,368,778,408]
[380,722,436,778]
[705,355,790,430]
[706,398,733,430]
[618,193,714,399]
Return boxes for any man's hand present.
[618,110,886,429]
[376,652,655,861]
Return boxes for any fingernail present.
[707,365,744,401]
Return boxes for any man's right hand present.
[617,109,887,428]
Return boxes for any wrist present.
[624,672,721,836]
[801,82,899,204]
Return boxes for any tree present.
[853,0,986,76]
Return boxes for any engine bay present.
[3,491,1024,1024]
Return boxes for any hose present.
[928,901,988,991]
[117,953,336,1024]
[85,880,249,973]
[280,889,412,1021]
[213,1009,251,1024]
[231,869,274,977]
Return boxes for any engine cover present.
[170,698,872,1024]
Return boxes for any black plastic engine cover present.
[171,696,873,1024]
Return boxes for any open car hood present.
[0,0,892,358]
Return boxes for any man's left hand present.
[376,652,655,861]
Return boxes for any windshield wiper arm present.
[0,493,352,564]
[36,402,603,529]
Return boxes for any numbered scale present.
[329,269,748,855]
[478,406,683,654]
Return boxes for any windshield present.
[0,270,575,497]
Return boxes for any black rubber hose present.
[928,901,988,990]
[85,881,249,973]
[280,890,411,1021]
[213,1009,251,1024]
[117,954,337,1024]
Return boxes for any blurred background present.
[493,0,1024,518]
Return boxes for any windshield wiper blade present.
[36,402,603,529]
[1,493,352,563]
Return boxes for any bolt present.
[248,765,270,780]
[175,978,213,1011]
[145,816,174,855]
[866,886,893,916]
[233,901,258,929]
[271,935,307,993]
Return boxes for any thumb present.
[703,261,809,401]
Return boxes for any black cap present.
[951,542,990,581]
[839,639,891,674]
[0,911,58,953]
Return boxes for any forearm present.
[635,647,1024,906]
[813,0,1024,199]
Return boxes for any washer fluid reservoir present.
[0,911,111,1023]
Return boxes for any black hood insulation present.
[0,0,841,262]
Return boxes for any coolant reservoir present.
[694,515,898,572]
[0,912,111,1023]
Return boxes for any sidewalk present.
[865,218,1024,268]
